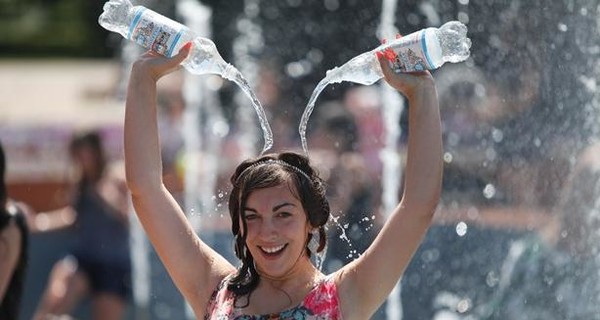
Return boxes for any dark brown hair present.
[69,131,107,188]
[226,151,329,296]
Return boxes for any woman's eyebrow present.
[273,202,295,211]
[244,202,295,213]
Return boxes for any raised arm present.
[125,44,235,316]
[336,53,443,318]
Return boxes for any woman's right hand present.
[131,42,193,82]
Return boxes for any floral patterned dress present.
[204,275,342,320]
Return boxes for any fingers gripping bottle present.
[98,0,235,79]
[325,21,472,85]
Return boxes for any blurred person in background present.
[480,142,600,319]
[0,140,30,320]
[33,131,131,320]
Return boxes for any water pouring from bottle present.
[298,21,471,154]
[98,0,273,154]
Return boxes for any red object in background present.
[8,181,70,213]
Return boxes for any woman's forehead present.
[246,183,300,204]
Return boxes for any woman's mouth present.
[259,244,287,257]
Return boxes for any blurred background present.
[2,0,600,319]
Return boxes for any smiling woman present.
[123,42,442,319]
[227,154,329,302]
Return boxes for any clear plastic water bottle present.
[98,0,236,79]
[325,21,472,85]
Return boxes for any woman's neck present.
[242,263,322,315]
[260,261,321,290]
[257,250,321,284]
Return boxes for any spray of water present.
[378,0,404,318]
[223,69,273,154]
[299,77,332,154]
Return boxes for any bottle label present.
[128,7,186,57]
[379,30,436,72]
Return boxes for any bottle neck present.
[220,63,238,81]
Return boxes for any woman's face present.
[242,183,312,278]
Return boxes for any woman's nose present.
[258,218,278,240]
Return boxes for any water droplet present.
[485,147,497,161]
[286,61,311,78]
[491,128,503,142]
[558,23,568,32]
[474,83,486,98]
[211,120,229,137]
[443,152,454,163]
[456,221,468,237]
[307,48,324,64]
[456,298,471,313]
[483,184,496,199]
[331,214,352,249]
[457,12,469,24]
[561,230,568,238]
[486,271,500,287]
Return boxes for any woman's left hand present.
[377,51,435,98]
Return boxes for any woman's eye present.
[277,212,292,218]
[244,214,258,220]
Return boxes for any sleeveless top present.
[0,204,28,320]
[204,275,343,320]
[71,184,130,269]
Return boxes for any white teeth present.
[261,244,285,253]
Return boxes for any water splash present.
[330,213,354,255]
[188,63,273,154]
[231,0,269,157]
[378,0,403,318]
[299,77,332,154]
